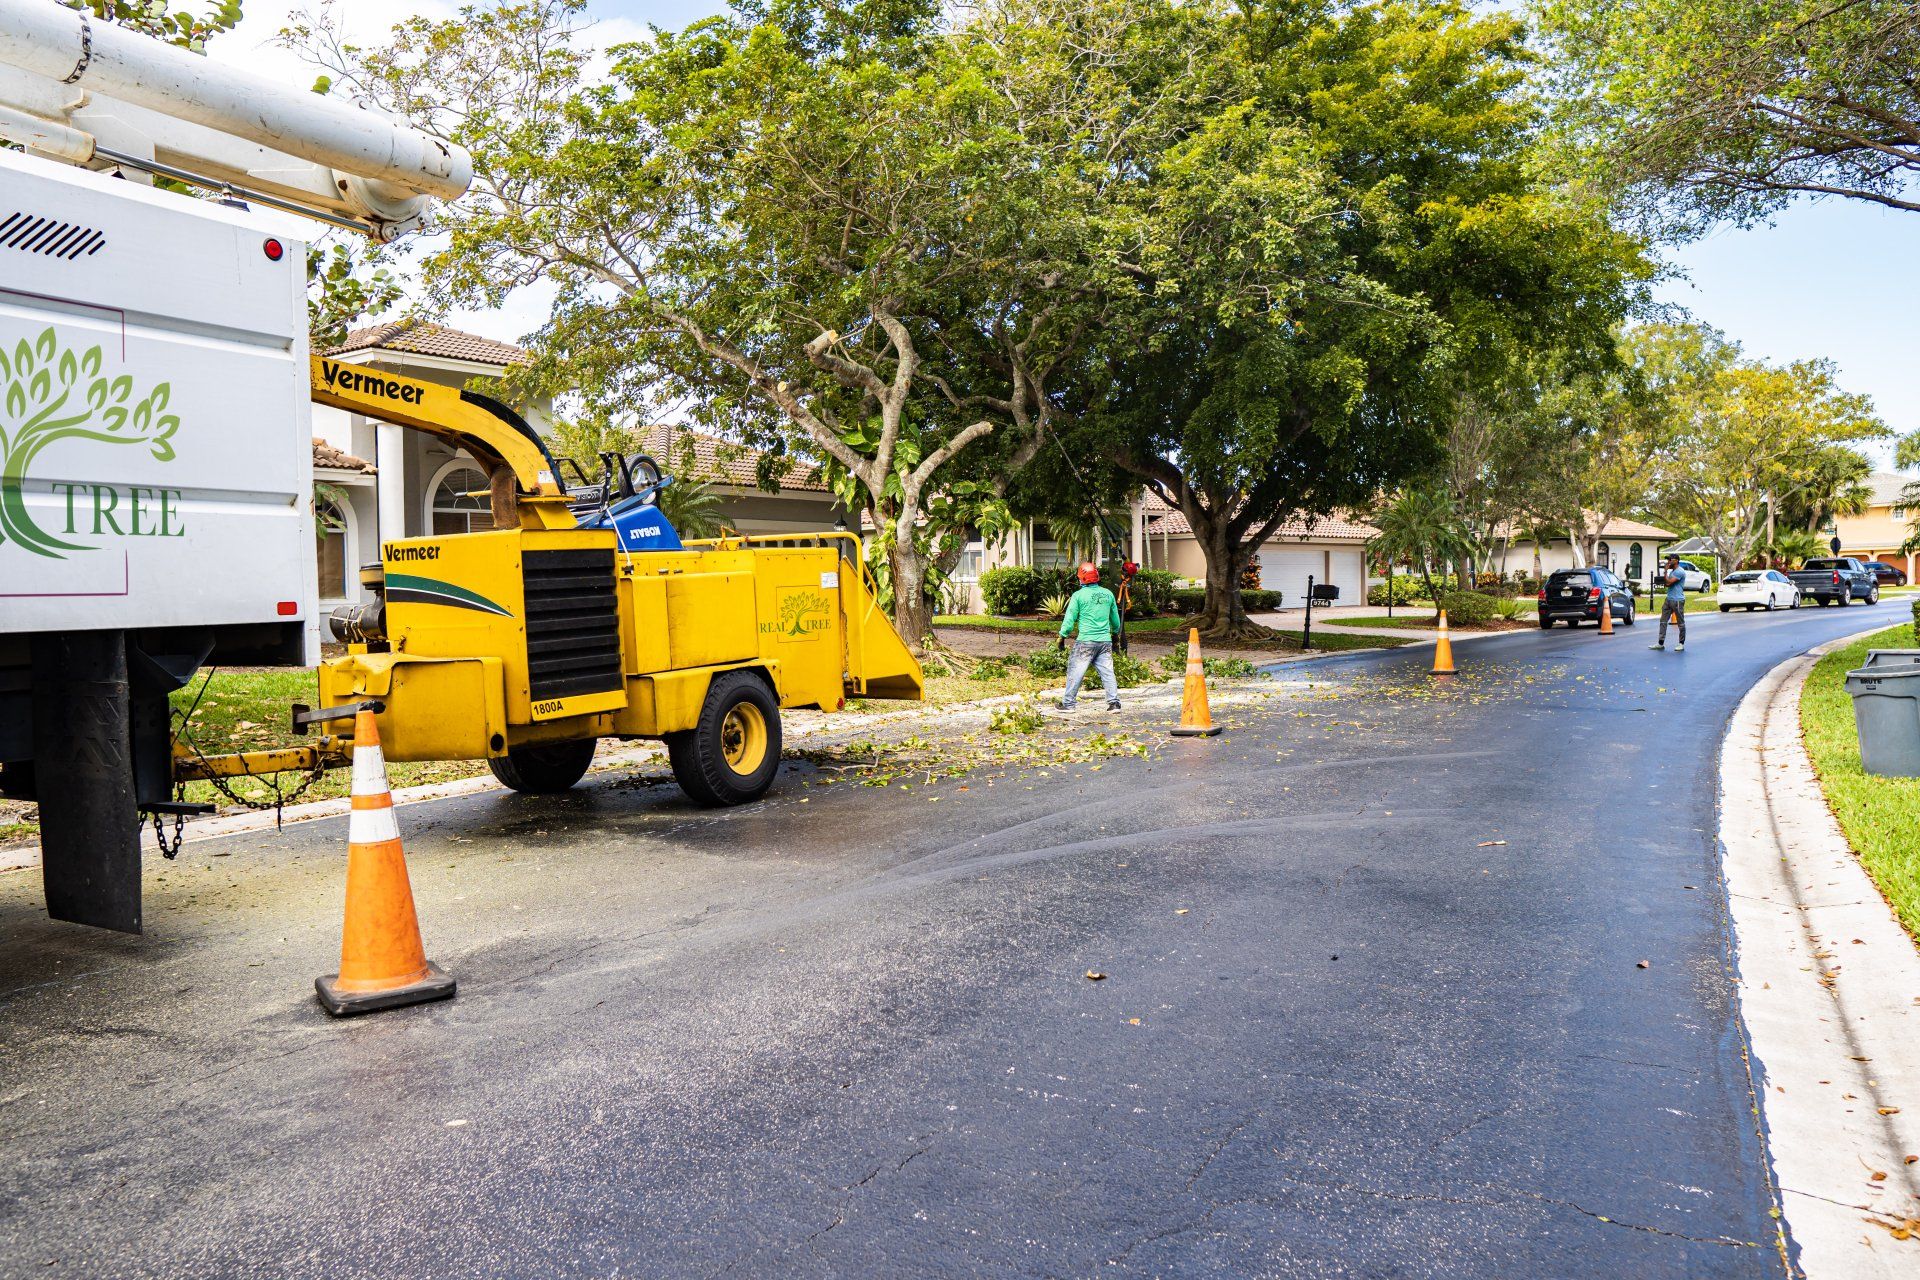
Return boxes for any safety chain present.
[64,13,93,84]
[156,669,331,858]
[178,738,331,825]
[150,807,186,861]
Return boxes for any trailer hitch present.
[291,700,385,733]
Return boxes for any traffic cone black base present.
[316,964,455,1017]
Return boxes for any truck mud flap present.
[31,632,141,933]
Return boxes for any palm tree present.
[1368,486,1477,617]
[1760,526,1823,569]
[657,477,725,541]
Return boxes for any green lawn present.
[1800,621,1920,942]
[935,614,1189,634]
[167,667,495,811]
[1285,629,1418,650]
[1634,593,1722,614]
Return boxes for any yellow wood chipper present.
[177,358,924,805]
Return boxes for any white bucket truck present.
[0,0,469,930]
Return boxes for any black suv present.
[1538,566,1636,628]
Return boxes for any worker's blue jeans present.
[1061,640,1119,708]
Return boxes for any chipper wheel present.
[487,738,597,794]
[666,670,783,807]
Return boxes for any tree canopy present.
[1054,0,1652,633]
[1536,0,1920,228]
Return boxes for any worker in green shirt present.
[1056,562,1124,712]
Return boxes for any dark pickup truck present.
[1788,557,1881,607]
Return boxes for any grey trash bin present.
[1846,652,1920,777]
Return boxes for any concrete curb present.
[1720,628,1920,1275]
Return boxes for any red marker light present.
[262,237,285,261]
[276,600,298,616]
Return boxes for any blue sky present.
[1649,201,1916,463]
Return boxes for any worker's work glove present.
[1056,635,1067,652]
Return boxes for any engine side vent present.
[0,211,107,260]
[522,547,622,702]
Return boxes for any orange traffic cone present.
[315,706,456,1016]
[1171,628,1222,737]
[1431,610,1457,676]
[1598,595,1615,635]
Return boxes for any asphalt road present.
[0,597,1910,1279]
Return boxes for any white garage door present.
[1328,548,1364,604]
[1257,548,1323,608]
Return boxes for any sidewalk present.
[1720,632,1920,1273]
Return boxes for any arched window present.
[430,464,495,536]
[1596,540,1611,571]
[1627,542,1644,582]
[316,495,351,601]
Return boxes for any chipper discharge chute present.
[177,361,924,808]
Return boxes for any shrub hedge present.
[1366,574,1454,607]
[979,564,1186,617]
[1022,645,1156,687]
[1437,589,1496,625]
[1168,587,1282,613]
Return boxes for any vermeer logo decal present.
[0,327,183,560]
[765,588,832,640]
[318,359,426,405]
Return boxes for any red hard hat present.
[1078,565,1100,583]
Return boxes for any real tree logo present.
[765,588,831,639]
[0,327,182,559]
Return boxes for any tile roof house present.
[1834,470,1918,581]
[1493,511,1678,587]
[957,491,1380,613]
[312,438,375,474]
[633,424,850,535]
[324,320,533,368]
[1135,492,1379,608]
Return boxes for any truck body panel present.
[0,148,315,649]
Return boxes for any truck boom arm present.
[311,356,576,529]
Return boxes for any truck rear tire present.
[488,738,597,793]
[666,670,782,807]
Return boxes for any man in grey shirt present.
[1650,554,1687,652]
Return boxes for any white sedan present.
[1718,569,1800,612]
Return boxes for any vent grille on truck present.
[0,212,106,259]
[523,547,623,702]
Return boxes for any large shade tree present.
[1653,354,1887,572]
[289,0,1106,643]
[1057,0,1651,636]
[1513,323,1728,570]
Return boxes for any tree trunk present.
[1187,520,1272,640]
[888,535,935,649]
[1198,545,1259,637]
